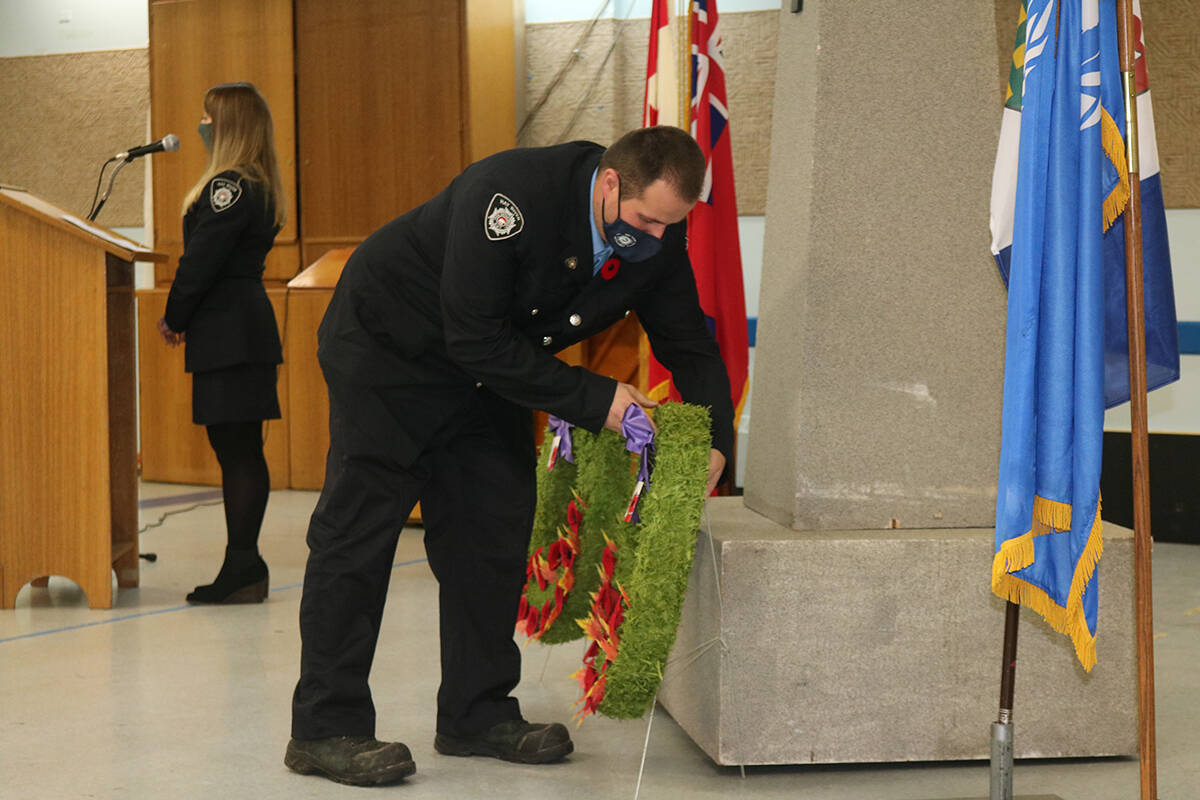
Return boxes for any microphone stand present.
[87,156,133,222]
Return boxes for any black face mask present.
[197,121,213,152]
[601,179,663,263]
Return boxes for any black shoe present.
[284,736,416,786]
[186,547,268,604]
[434,720,573,764]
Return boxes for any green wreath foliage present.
[529,433,577,554]
[596,402,711,719]
[520,402,712,719]
[523,427,635,644]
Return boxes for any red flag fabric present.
[643,0,678,128]
[646,0,749,428]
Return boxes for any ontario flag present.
[989,0,1178,671]
[645,0,750,433]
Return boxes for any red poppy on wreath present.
[600,257,621,281]
[570,534,630,721]
[517,496,584,639]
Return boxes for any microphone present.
[114,134,180,161]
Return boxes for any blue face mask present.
[601,180,663,263]
[197,121,213,152]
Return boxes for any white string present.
[704,503,746,779]
[538,643,554,685]
[632,694,657,800]
[664,635,722,667]
[556,2,639,143]
[518,0,612,142]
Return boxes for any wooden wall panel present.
[137,288,291,490]
[465,0,518,162]
[149,0,299,284]
[294,0,467,253]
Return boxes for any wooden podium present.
[286,249,422,522]
[285,248,351,490]
[0,187,166,609]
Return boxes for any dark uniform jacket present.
[164,170,283,374]
[318,141,734,468]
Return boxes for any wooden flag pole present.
[678,0,691,130]
[1114,2,1158,798]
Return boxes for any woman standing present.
[158,82,285,604]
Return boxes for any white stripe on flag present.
[1137,91,1161,178]
[990,106,1021,257]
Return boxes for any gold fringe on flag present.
[991,495,1105,671]
[1031,494,1074,534]
[647,378,673,404]
[1101,107,1130,232]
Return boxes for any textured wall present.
[520,10,778,215]
[0,49,148,227]
[1141,0,1200,208]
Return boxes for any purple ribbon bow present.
[546,415,575,470]
[621,405,656,523]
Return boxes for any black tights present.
[205,421,270,552]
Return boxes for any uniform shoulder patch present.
[484,193,524,240]
[210,177,243,213]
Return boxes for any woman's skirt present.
[192,362,281,426]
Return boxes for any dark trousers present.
[291,387,536,740]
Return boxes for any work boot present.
[284,736,416,785]
[434,720,573,764]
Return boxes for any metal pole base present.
[990,720,1014,800]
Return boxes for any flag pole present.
[990,600,1020,800]
[679,0,691,130]
[1114,3,1157,799]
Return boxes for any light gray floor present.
[1,483,1196,800]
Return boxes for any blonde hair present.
[181,82,286,227]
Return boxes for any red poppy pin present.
[600,257,620,281]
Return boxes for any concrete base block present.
[658,498,1137,766]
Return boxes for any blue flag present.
[991,1,1179,410]
[991,0,1128,671]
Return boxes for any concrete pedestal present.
[745,1,1008,532]
[657,499,1137,766]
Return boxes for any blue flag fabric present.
[992,0,1127,671]
[992,2,1179,411]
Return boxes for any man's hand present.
[706,448,726,496]
[604,382,658,433]
[157,317,184,347]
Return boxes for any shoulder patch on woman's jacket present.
[210,177,243,212]
[484,193,524,240]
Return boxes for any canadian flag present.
[643,0,680,128]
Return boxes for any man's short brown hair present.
[598,126,706,203]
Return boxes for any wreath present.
[517,402,712,720]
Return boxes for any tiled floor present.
[1,484,1196,799]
